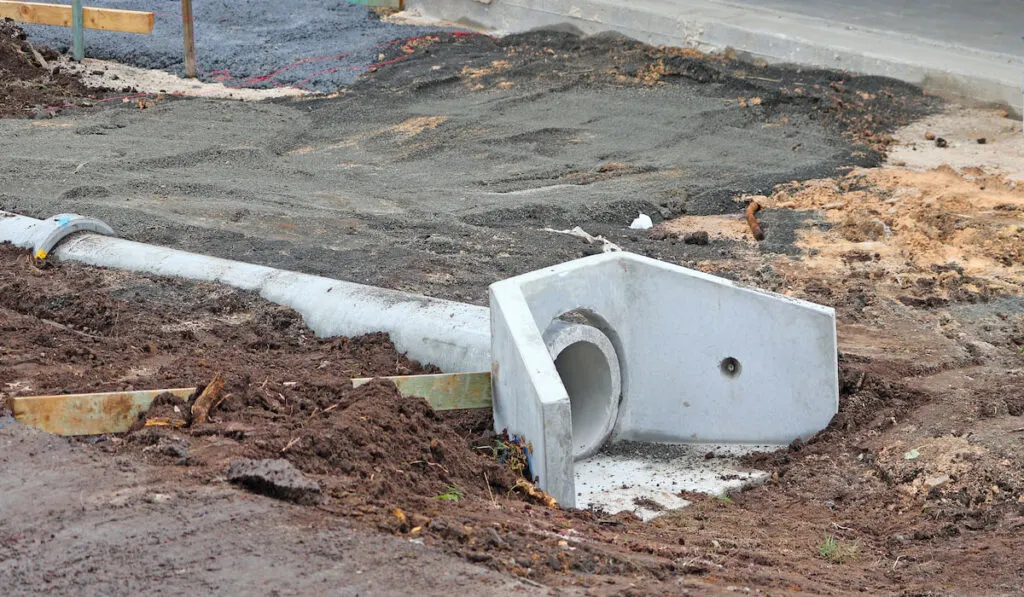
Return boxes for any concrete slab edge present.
[0,211,491,373]
[407,0,1024,111]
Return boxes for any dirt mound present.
[191,378,519,509]
[0,244,433,400]
[368,30,939,153]
[0,20,101,117]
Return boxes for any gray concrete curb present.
[407,0,1023,111]
[0,211,490,373]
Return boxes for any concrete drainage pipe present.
[542,320,621,460]
[0,211,491,373]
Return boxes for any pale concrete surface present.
[576,443,777,521]
[732,0,1022,58]
[405,0,1024,109]
[542,320,621,460]
[489,252,838,506]
[887,107,1024,179]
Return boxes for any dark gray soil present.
[20,0,447,92]
[0,421,541,596]
[0,31,937,303]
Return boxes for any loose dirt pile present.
[0,241,526,515]
[765,166,1024,302]
[0,20,101,117]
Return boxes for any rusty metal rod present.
[746,201,764,241]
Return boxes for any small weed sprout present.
[818,534,858,563]
[435,485,464,502]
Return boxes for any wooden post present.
[181,0,196,78]
[71,0,83,61]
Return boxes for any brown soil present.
[3,216,1024,595]
[768,166,1024,299]
[0,20,101,118]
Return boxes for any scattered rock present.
[648,228,677,241]
[977,138,987,145]
[965,340,999,361]
[227,458,323,505]
[924,131,936,141]
[935,137,948,148]
[682,231,710,245]
[756,263,782,288]
[924,475,950,490]
[149,436,190,462]
[483,526,506,548]
[429,517,471,542]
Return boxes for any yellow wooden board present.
[11,372,491,437]
[11,388,194,436]
[0,1,154,34]
[353,371,492,410]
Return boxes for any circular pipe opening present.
[553,340,616,459]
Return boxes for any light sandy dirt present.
[65,57,309,101]
[887,107,1024,180]
[769,166,1023,297]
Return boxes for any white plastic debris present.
[629,212,653,230]
[542,226,622,253]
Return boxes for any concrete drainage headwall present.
[490,252,839,506]
[2,211,841,508]
[0,212,491,373]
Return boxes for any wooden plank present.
[180,0,196,78]
[11,388,194,436]
[12,372,491,437]
[346,0,404,9]
[352,372,492,410]
[0,1,154,34]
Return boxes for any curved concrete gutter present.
[0,211,490,373]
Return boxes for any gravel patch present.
[21,0,451,92]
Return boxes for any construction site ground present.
[2,17,1024,597]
